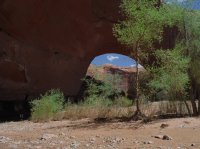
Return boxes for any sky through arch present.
[91,53,138,67]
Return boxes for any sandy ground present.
[0,118,200,149]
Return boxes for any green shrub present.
[83,95,113,107]
[83,74,123,100]
[148,45,190,101]
[113,97,132,107]
[30,89,65,122]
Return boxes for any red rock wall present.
[0,0,177,101]
[0,0,128,101]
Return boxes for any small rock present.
[143,140,153,144]
[133,141,140,144]
[162,135,173,140]
[85,144,90,147]
[59,132,65,136]
[160,123,169,129]
[153,135,172,140]
[69,136,76,139]
[90,137,96,142]
[115,138,122,143]
[40,133,58,140]
[153,135,163,139]
[191,143,196,146]
[96,135,101,138]
[70,141,80,148]
[179,124,185,128]
[0,136,11,143]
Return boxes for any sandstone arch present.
[0,0,176,101]
[0,0,130,101]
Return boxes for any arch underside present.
[0,0,176,101]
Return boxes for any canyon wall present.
[0,0,176,101]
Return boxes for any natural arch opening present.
[78,53,144,101]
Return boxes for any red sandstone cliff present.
[87,64,144,97]
[0,0,177,101]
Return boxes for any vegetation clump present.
[30,89,65,122]
[113,0,182,117]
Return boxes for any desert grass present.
[30,90,192,122]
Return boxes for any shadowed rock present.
[0,0,177,101]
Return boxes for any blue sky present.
[192,0,200,9]
[167,0,200,9]
[91,53,136,67]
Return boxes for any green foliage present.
[82,96,132,108]
[83,96,113,107]
[113,97,133,107]
[148,45,190,100]
[30,89,65,122]
[113,0,182,48]
[113,0,184,114]
[181,9,200,84]
[82,74,131,107]
[84,74,123,100]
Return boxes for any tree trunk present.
[131,44,146,120]
[183,10,199,117]
[183,100,192,117]
[135,45,140,113]
[190,90,198,116]
[191,99,198,116]
[198,99,200,116]
[190,81,198,116]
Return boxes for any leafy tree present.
[165,0,200,115]
[84,74,123,100]
[180,5,200,115]
[113,0,182,117]
[148,0,200,116]
[148,45,191,114]
[148,45,189,97]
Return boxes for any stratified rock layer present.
[87,64,145,98]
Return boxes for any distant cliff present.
[87,64,145,98]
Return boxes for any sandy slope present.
[0,118,200,149]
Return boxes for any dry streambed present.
[0,118,200,149]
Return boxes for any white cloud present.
[177,0,186,2]
[130,64,143,68]
[166,0,187,4]
[107,55,119,62]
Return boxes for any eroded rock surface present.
[0,0,126,101]
[0,0,176,101]
[87,64,145,98]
